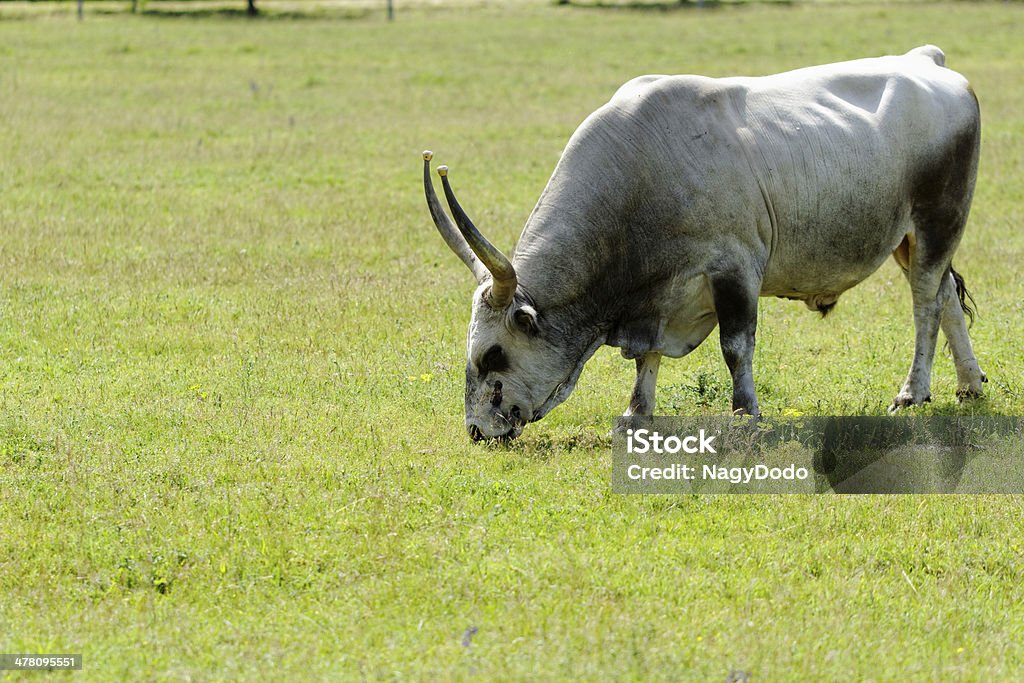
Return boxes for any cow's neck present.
[515,174,665,336]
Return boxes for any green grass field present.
[2,1,1023,679]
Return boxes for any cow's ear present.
[512,305,540,336]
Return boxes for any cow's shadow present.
[810,417,974,493]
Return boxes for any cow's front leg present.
[711,273,760,416]
[624,352,662,417]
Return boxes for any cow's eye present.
[478,345,509,376]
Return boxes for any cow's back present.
[600,48,979,297]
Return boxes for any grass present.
[1,1,1023,679]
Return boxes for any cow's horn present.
[423,151,489,284]
[438,165,518,309]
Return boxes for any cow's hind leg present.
[890,116,984,409]
[711,272,759,416]
[941,268,986,399]
[891,264,985,409]
[891,245,947,410]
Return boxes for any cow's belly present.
[761,251,890,297]
[759,199,911,302]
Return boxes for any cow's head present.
[423,151,594,441]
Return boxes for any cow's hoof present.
[615,414,654,434]
[888,392,931,413]
[956,386,985,402]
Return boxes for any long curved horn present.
[438,165,518,309]
[422,151,488,283]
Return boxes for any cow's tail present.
[950,265,977,327]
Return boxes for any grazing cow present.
[423,45,986,441]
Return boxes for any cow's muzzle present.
[466,406,526,442]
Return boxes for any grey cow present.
[424,45,986,441]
